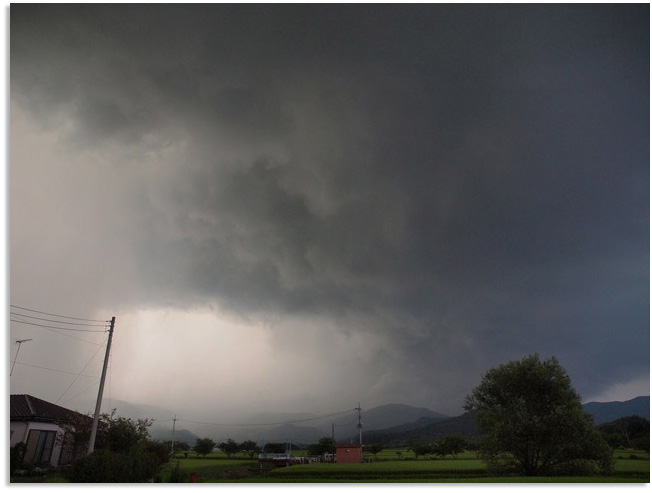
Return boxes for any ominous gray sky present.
[9,4,649,422]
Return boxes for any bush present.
[67,449,130,482]
[168,461,188,483]
[550,459,601,477]
[10,442,27,473]
[67,444,168,483]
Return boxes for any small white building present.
[10,394,90,468]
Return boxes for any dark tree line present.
[407,435,467,459]
[598,416,649,451]
[191,437,263,458]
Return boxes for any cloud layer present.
[10,5,649,418]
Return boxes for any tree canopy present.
[217,438,239,458]
[194,438,216,457]
[65,410,168,482]
[307,437,334,456]
[239,440,261,458]
[464,354,613,476]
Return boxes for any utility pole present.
[10,339,33,377]
[356,403,363,445]
[171,415,177,456]
[88,316,115,454]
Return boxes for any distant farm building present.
[334,444,362,464]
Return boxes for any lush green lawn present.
[161,457,258,481]
[613,450,650,478]
[187,448,649,483]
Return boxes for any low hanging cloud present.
[10,4,649,418]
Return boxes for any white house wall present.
[10,421,67,467]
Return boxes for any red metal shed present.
[334,443,362,464]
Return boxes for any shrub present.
[168,461,188,483]
[67,449,130,482]
[67,443,168,483]
[550,459,601,477]
[10,442,27,473]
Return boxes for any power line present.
[10,319,107,333]
[56,335,108,404]
[178,409,357,428]
[10,314,106,345]
[60,380,104,406]
[10,304,108,323]
[12,362,100,379]
[27,325,107,347]
[10,312,108,327]
[334,416,359,427]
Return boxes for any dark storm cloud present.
[11,4,649,409]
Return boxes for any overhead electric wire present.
[56,337,108,404]
[10,319,107,333]
[10,304,109,323]
[10,312,107,345]
[60,380,104,406]
[28,325,107,347]
[334,416,359,427]
[178,409,357,428]
[12,362,100,379]
[10,312,108,327]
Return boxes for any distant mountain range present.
[255,404,448,445]
[91,396,649,446]
[361,396,650,445]
[348,403,448,431]
[150,426,199,445]
[583,396,649,425]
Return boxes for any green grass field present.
[164,448,649,483]
[17,448,648,483]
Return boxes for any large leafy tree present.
[464,354,613,476]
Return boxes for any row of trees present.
[192,438,263,458]
[597,416,649,451]
[407,435,467,459]
[194,436,343,459]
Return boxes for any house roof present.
[10,394,89,425]
[335,443,363,448]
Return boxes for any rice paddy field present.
[162,449,649,483]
